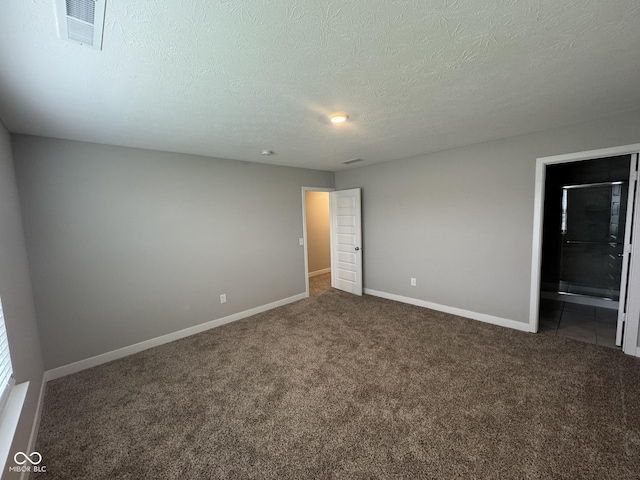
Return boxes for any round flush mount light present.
[261,150,274,156]
[329,113,349,124]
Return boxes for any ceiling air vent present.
[341,158,364,165]
[55,0,107,50]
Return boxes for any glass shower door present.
[559,181,628,301]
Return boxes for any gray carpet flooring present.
[34,286,640,479]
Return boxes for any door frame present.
[529,143,640,356]
[302,187,335,298]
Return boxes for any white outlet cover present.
[220,294,227,303]
[299,238,304,246]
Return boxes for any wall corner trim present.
[20,376,46,480]
[44,292,307,382]
[363,289,534,333]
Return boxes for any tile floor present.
[539,298,618,348]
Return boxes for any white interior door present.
[330,188,363,295]
[617,153,639,346]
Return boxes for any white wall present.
[0,122,44,476]
[12,135,334,370]
[305,191,330,274]
[336,110,640,331]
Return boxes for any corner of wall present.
[0,122,46,474]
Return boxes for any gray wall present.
[0,123,44,477]
[12,136,334,370]
[336,110,640,326]
[9,110,640,374]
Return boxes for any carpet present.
[34,287,640,479]
[309,272,331,298]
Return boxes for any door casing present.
[530,144,640,356]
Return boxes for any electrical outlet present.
[299,238,304,246]
[410,278,417,286]
[220,294,227,304]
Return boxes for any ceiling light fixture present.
[330,113,349,124]
[261,150,274,156]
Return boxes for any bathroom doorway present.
[538,155,632,347]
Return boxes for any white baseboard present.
[25,376,45,452]
[20,376,46,480]
[44,292,307,381]
[364,289,535,333]
[309,268,331,278]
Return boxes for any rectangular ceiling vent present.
[55,0,106,50]
[341,158,364,165]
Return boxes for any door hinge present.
[631,171,639,182]
[625,244,632,255]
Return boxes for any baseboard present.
[309,268,331,278]
[636,346,640,358]
[20,376,46,480]
[44,292,307,381]
[25,376,45,452]
[364,289,535,333]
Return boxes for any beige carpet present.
[34,287,640,479]
[309,272,331,297]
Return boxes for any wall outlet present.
[410,278,417,286]
[299,237,304,246]
[220,294,227,304]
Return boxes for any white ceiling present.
[1,1,639,171]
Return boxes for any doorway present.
[539,155,631,347]
[304,189,332,297]
[530,144,640,356]
[302,187,364,298]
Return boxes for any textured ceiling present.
[1,1,640,171]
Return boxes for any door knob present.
[355,247,360,251]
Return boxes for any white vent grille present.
[56,0,106,50]
[66,0,95,23]
[67,17,94,45]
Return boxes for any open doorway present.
[539,155,631,347]
[531,144,640,356]
[302,188,333,297]
[302,187,364,298]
